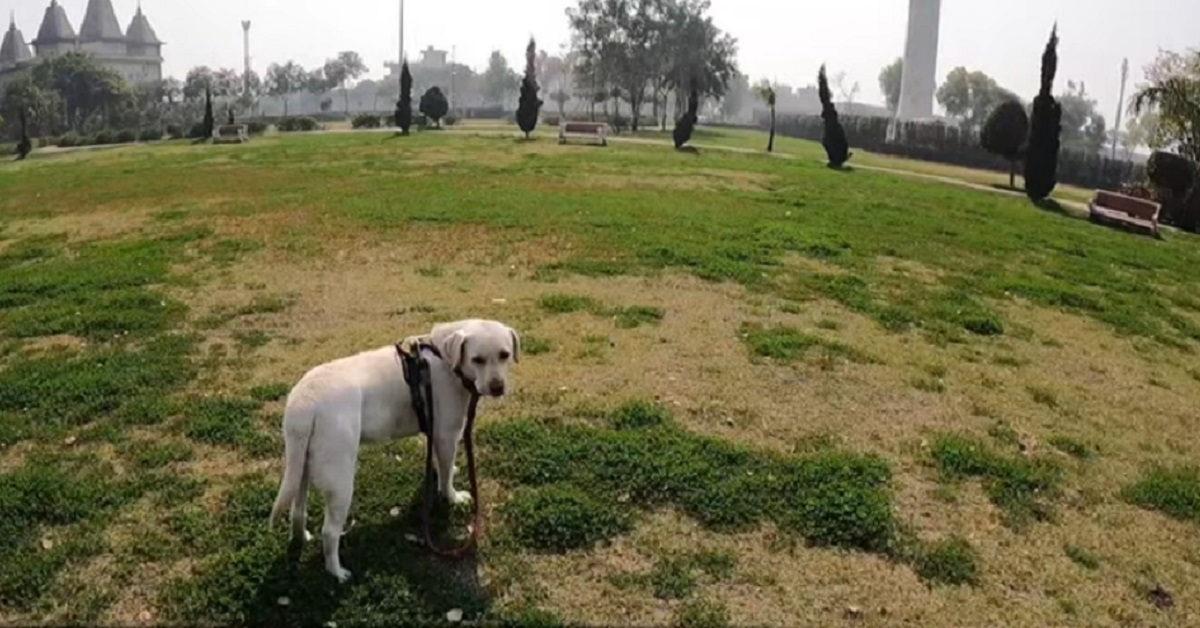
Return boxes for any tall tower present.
[896,0,941,121]
[241,20,251,91]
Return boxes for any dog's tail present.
[269,395,317,527]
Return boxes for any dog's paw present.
[330,567,352,583]
[448,489,472,506]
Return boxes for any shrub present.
[115,129,138,143]
[92,130,115,145]
[443,114,459,126]
[187,122,207,139]
[543,115,560,126]
[245,121,268,135]
[138,128,164,142]
[276,117,320,133]
[1025,26,1063,201]
[673,88,699,149]
[166,124,185,139]
[57,133,81,148]
[981,100,1030,188]
[419,86,449,127]
[818,65,851,168]
[351,114,382,129]
[1147,150,1196,198]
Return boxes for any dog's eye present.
[498,351,511,361]
[471,356,486,366]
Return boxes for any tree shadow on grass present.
[675,145,701,155]
[1033,198,1068,214]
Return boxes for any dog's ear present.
[432,326,468,372]
[508,326,521,363]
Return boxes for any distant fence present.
[751,113,1144,191]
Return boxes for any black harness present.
[395,338,483,558]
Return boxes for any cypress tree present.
[673,88,699,149]
[818,65,851,168]
[16,110,31,161]
[203,85,215,140]
[397,61,413,135]
[516,38,544,139]
[1025,25,1062,201]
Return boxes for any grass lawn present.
[1,131,1200,626]
[631,126,1097,205]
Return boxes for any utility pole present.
[450,45,456,111]
[1112,57,1129,160]
[241,21,251,94]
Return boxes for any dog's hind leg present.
[289,466,313,544]
[309,403,361,583]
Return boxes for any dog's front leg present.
[431,389,471,505]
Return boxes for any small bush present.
[245,121,268,135]
[911,536,980,585]
[543,115,560,126]
[443,114,459,126]
[115,129,138,143]
[92,130,115,145]
[138,128,164,142]
[351,114,382,129]
[56,133,80,147]
[187,122,208,139]
[1123,465,1200,524]
[504,484,634,552]
[276,117,320,133]
[166,124,185,139]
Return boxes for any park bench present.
[213,124,249,144]
[1088,189,1161,238]
[558,121,608,147]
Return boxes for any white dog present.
[268,318,520,582]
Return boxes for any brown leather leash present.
[421,392,482,559]
[398,339,483,559]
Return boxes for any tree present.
[203,85,215,139]
[1059,80,1107,154]
[420,86,449,127]
[720,72,749,121]
[819,65,850,168]
[936,67,1018,132]
[396,61,413,134]
[549,87,571,117]
[879,58,903,113]
[16,110,31,160]
[1132,49,1200,161]
[1,74,59,139]
[673,87,698,149]
[1025,25,1063,202]
[753,80,776,152]
[482,51,519,107]
[29,52,128,132]
[306,68,332,96]
[183,66,215,102]
[834,72,860,116]
[325,51,368,114]
[265,62,306,117]
[517,38,544,139]
[981,101,1030,188]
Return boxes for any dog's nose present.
[488,380,506,396]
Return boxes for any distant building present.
[0,0,163,97]
[418,46,447,69]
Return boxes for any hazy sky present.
[9,0,1199,121]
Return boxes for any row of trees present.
[567,0,738,130]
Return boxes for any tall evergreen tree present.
[396,61,413,135]
[516,38,544,139]
[16,110,32,161]
[819,65,851,168]
[203,85,215,140]
[673,88,699,149]
[1025,26,1063,201]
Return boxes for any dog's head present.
[430,319,520,398]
